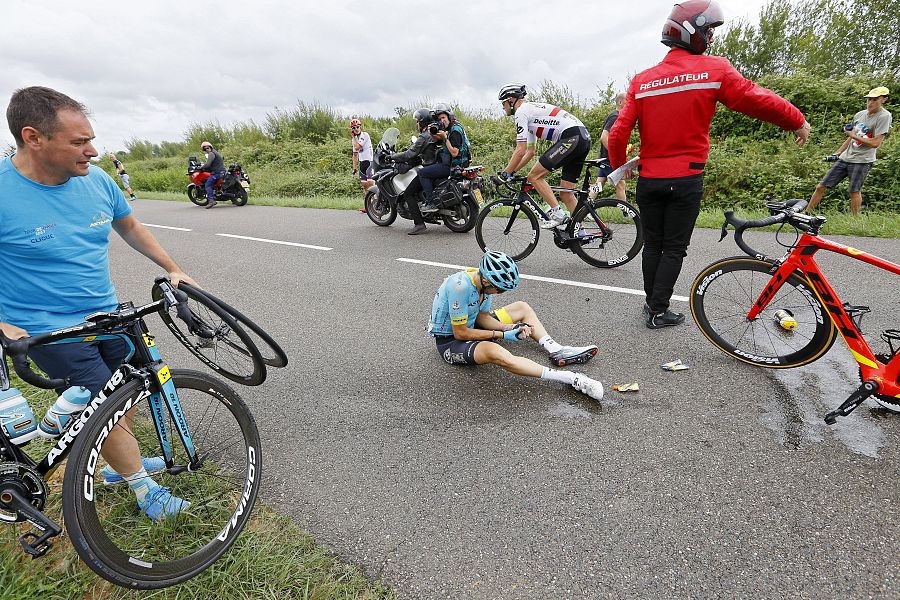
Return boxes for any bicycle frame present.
[746,232,900,399]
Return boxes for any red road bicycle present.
[689,200,900,424]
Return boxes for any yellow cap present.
[865,86,889,98]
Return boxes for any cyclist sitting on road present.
[428,251,604,400]
[497,84,592,230]
[420,103,471,214]
[390,107,442,235]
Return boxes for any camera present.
[428,122,441,135]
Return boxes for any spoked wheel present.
[474,199,539,261]
[187,184,209,207]
[365,189,397,226]
[63,369,261,589]
[188,287,288,368]
[570,199,643,268]
[690,257,837,367]
[151,283,266,386]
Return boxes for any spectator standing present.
[806,86,892,216]
[608,0,809,329]
[593,93,628,200]
[108,153,137,200]
[351,118,375,212]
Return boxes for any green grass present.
[0,377,395,600]
[137,191,899,238]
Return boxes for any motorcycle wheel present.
[187,184,209,207]
[365,189,397,226]
[231,186,249,206]
[443,196,478,233]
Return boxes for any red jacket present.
[608,48,806,178]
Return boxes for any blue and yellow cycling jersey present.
[428,269,493,337]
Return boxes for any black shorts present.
[358,160,374,181]
[434,335,486,366]
[820,159,872,193]
[538,126,591,183]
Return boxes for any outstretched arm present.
[112,215,198,288]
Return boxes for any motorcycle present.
[186,156,251,207]
[364,128,483,233]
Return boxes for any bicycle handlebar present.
[721,199,811,260]
[0,278,188,390]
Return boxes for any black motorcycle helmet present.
[661,0,725,55]
[413,108,432,130]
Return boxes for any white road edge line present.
[396,257,688,302]
[144,223,192,232]
[215,233,333,251]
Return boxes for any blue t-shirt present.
[428,269,493,336]
[0,157,132,334]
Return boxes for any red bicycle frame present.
[746,232,900,399]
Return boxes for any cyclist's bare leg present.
[849,191,862,215]
[496,301,548,341]
[806,183,826,212]
[526,163,559,209]
[101,410,143,476]
[558,179,578,214]
[614,179,627,200]
[473,341,543,377]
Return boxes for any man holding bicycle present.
[0,86,198,521]
[498,84,592,229]
[428,251,604,400]
[608,0,809,329]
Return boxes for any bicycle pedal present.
[19,530,56,558]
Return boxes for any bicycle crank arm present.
[824,380,880,424]
[0,488,62,557]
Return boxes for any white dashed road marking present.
[144,223,192,231]
[396,257,688,302]
[215,233,333,251]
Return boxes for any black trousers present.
[635,174,704,313]
[403,176,425,225]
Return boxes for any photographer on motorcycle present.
[199,141,225,210]
[420,103,471,216]
[390,108,441,235]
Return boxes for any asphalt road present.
[109,200,899,599]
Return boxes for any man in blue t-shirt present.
[428,251,605,400]
[0,86,199,521]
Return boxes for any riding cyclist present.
[428,250,604,400]
[420,103,471,214]
[498,84,592,229]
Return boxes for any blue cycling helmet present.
[479,251,519,291]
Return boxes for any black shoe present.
[408,224,427,235]
[420,203,439,213]
[646,310,685,329]
[642,303,651,316]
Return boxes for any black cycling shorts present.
[538,126,591,183]
[434,335,485,366]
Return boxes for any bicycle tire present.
[151,283,266,386]
[62,369,261,589]
[570,199,643,268]
[474,199,540,261]
[690,257,837,368]
[186,285,288,368]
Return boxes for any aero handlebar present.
[721,199,809,261]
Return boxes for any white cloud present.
[1,0,776,151]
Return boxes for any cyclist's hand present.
[169,271,201,289]
[0,322,29,340]
[793,121,811,146]
[498,171,512,182]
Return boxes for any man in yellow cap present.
[807,86,892,216]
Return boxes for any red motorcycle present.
[186,156,251,207]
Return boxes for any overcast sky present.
[2,0,776,153]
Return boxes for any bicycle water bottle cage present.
[842,303,870,332]
[881,329,900,359]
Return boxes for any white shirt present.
[514,102,584,145]
[352,132,373,162]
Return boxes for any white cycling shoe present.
[571,374,604,400]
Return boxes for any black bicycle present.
[0,277,286,589]
[474,157,643,268]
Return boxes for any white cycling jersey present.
[514,102,585,145]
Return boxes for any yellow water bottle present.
[773,309,797,331]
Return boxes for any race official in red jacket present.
[608,0,810,329]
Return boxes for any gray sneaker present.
[540,213,567,229]
[572,374,604,400]
[549,345,598,367]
